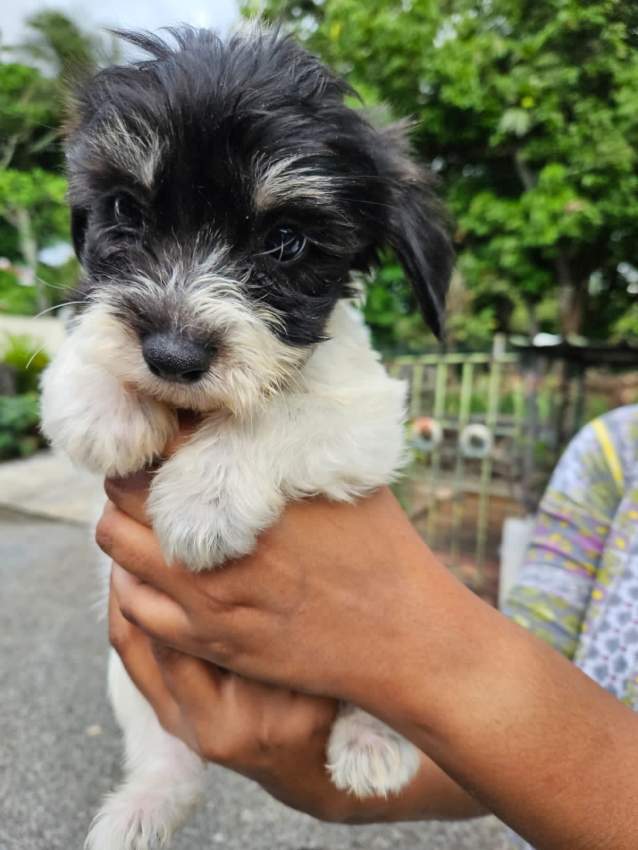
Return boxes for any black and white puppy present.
[41,23,453,850]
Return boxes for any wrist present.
[347,559,638,849]
[341,538,474,729]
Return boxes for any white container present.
[499,515,535,609]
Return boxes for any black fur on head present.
[67,23,453,355]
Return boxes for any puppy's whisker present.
[33,300,85,320]
[36,277,70,292]
[253,236,300,258]
[25,345,46,371]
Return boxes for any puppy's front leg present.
[148,414,284,571]
[41,336,177,477]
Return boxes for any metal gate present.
[388,340,638,595]
[389,342,522,593]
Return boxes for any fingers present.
[104,471,153,526]
[111,562,195,649]
[163,411,201,457]
[109,574,184,738]
[104,416,201,522]
[151,644,252,765]
[157,649,225,708]
[96,502,192,596]
[155,653,284,765]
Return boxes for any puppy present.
[40,23,453,850]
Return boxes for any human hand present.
[101,427,638,849]
[108,583,354,819]
[109,578,483,824]
[98,471,439,715]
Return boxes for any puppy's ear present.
[70,207,88,261]
[375,122,454,340]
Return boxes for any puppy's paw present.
[148,449,282,571]
[327,706,420,798]
[66,395,175,477]
[41,365,177,476]
[85,781,198,850]
[148,475,262,571]
[85,791,172,850]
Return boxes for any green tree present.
[248,0,638,346]
[0,62,60,172]
[14,10,100,78]
[0,11,117,315]
[9,10,121,86]
[0,167,68,311]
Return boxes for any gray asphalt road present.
[1,508,513,850]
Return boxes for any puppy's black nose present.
[142,333,212,384]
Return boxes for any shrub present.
[1,334,50,393]
[0,269,40,315]
[0,392,43,460]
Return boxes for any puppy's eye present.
[263,225,307,264]
[112,193,142,229]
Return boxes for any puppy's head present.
[67,24,452,414]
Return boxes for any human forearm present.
[346,547,638,850]
[339,756,487,824]
[261,750,486,825]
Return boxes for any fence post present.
[475,335,505,580]
[425,358,448,548]
[449,360,473,568]
[520,350,541,514]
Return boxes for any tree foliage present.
[247,0,638,348]
[0,62,61,172]
[2,4,636,352]
[13,10,102,78]
[0,12,114,315]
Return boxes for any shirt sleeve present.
[503,416,624,659]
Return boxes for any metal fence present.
[389,343,521,589]
[386,339,624,593]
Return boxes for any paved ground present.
[0,454,515,850]
[0,451,100,524]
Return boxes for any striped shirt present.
[502,405,638,849]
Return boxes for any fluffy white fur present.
[41,299,421,850]
[327,703,422,798]
[85,652,206,850]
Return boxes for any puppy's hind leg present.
[327,704,421,799]
[86,651,206,850]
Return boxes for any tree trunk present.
[555,253,586,337]
[14,206,48,313]
[524,300,539,338]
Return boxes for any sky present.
[2,0,240,47]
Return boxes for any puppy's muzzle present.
[142,332,213,384]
